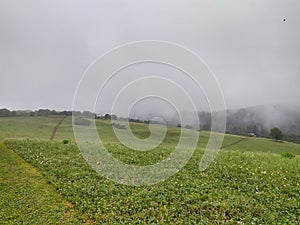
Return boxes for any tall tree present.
[269,127,283,141]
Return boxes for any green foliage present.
[1,116,300,156]
[62,139,70,144]
[270,127,283,141]
[3,140,300,224]
[0,142,79,224]
[0,117,299,156]
[0,116,299,223]
[281,152,295,159]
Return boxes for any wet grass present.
[3,140,300,224]
[0,142,80,224]
[0,116,299,223]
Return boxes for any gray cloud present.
[0,0,299,112]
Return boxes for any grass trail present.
[0,142,81,224]
[221,137,247,149]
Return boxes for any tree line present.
[1,108,300,143]
[0,108,73,117]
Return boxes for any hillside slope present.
[0,116,299,155]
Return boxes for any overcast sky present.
[1,0,300,112]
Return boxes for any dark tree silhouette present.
[270,127,283,141]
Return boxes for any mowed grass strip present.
[4,140,300,224]
[0,142,82,224]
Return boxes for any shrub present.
[62,139,69,145]
[112,123,126,129]
[281,152,295,159]
[270,127,283,141]
[74,117,91,126]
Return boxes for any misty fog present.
[1,0,300,112]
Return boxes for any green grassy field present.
[0,142,81,224]
[1,116,300,155]
[0,116,299,224]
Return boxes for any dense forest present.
[198,105,300,143]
